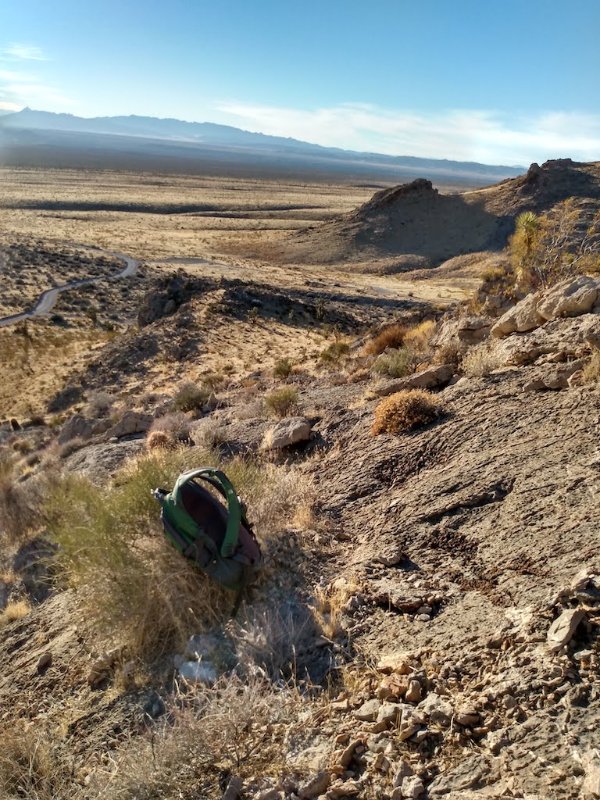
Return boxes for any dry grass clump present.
[461,342,505,377]
[273,357,293,379]
[173,380,211,413]
[0,599,31,627]
[364,323,408,355]
[0,723,78,800]
[372,389,442,435]
[403,319,436,351]
[582,351,600,384]
[265,386,299,417]
[0,449,46,539]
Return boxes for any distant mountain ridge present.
[0,107,525,186]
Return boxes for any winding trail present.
[0,249,139,328]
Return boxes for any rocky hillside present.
[279,159,600,269]
[1,264,600,799]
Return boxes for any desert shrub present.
[372,389,442,435]
[0,723,78,800]
[461,342,505,377]
[372,347,415,378]
[45,448,228,659]
[91,676,297,798]
[0,599,31,627]
[146,430,176,450]
[403,319,436,352]
[511,201,600,291]
[265,386,299,417]
[273,357,293,379]
[582,351,600,384]
[364,323,408,356]
[58,436,87,459]
[149,411,191,442]
[433,340,462,368]
[45,449,312,661]
[173,381,210,413]
[85,390,114,418]
[0,451,46,539]
[319,340,350,364]
[202,371,225,392]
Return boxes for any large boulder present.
[106,410,153,439]
[431,316,492,350]
[537,275,600,321]
[262,417,312,450]
[491,292,544,338]
[58,414,95,444]
[375,364,454,397]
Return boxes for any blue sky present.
[1,0,599,165]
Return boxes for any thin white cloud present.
[3,43,47,61]
[0,44,71,110]
[215,101,600,166]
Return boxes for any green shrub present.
[264,386,299,417]
[273,358,293,379]
[372,347,414,378]
[173,381,210,412]
[319,341,350,365]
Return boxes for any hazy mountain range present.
[0,108,525,186]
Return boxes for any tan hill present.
[276,159,600,269]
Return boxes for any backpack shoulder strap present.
[171,467,242,559]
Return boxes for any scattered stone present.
[106,410,153,439]
[36,651,52,674]
[455,707,480,727]
[397,707,425,741]
[537,275,600,321]
[353,698,381,722]
[400,775,425,799]
[418,692,452,726]
[337,739,362,769]
[327,780,360,798]
[547,608,585,653]
[256,790,282,800]
[376,364,453,397]
[221,775,243,800]
[405,679,422,704]
[581,749,600,799]
[377,654,413,674]
[491,292,544,337]
[298,771,331,799]
[376,701,402,728]
[393,759,415,786]
[262,417,312,450]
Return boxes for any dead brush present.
[0,599,31,627]
[312,576,361,640]
[363,323,408,356]
[582,350,600,384]
[372,389,442,435]
[90,675,299,798]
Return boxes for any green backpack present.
[153,468,262,600]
